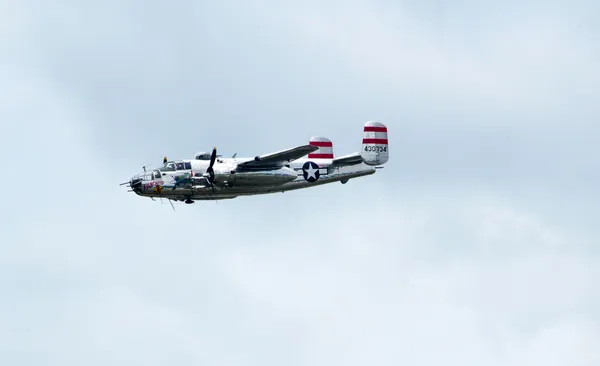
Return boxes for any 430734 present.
[364,145,387,152]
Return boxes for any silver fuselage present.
[130,157,376,201]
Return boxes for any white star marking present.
[305,164,317,179]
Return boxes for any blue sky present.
[1,1,599,365]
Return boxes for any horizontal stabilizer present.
[238,144,318,168]
[331,152,362,166]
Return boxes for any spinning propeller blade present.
[206,147,217,190]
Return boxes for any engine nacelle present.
[194,152,211,160]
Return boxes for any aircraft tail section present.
[361,121,388,165]
[308,136,334,159]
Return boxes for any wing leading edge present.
[237,144,319,168]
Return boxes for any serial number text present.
[364,145,388,152]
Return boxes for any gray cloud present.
[1,0,599,365]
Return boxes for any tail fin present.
[308,137,334,159]
[361,121,388,165]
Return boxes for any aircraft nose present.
[120,171,149,193]
[130,176,143,191]
[127,171,149,192]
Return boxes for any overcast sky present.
[1,0,599,365]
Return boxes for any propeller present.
[205,147,217,190]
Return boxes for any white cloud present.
[1,1,599,365]
[217,195,600,365]
[250,0,599,127]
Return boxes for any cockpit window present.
[161,162,176,171]
[184,161,191,169]
[176,162,184,170]
[152,170,161,180]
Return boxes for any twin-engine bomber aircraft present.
[121,121,389,205]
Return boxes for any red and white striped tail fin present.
[361,121,389,165]
[308,136,334,159]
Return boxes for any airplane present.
[121,121,389,205]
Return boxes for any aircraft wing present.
[331,152,363,166]
[237,144,319,168]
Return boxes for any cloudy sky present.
[2,0,599,365]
